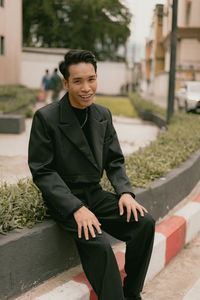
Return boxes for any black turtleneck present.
[71,106,94,154]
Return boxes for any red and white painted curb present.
[34,195,200,300]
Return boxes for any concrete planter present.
[0,114,25,134]
[0,221,79,300]
[129,97,167,129]
[0,148,200,300]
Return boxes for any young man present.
[28,50,155,300]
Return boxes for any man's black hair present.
[59,49,97,80]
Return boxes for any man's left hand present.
[118,193,148,222]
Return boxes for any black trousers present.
[55,184,155,300]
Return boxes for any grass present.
[94,95,138,118]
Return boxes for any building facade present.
[143,0,200,98]
[0,0,22,85]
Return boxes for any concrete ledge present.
[0,114,25,134]
[1,149,200,299]
[0,221,79,300]
[129,96,167,129]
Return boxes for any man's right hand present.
[73,206,102,240]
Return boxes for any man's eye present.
[89,78,95,81]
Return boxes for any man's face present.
[63,63,97,109]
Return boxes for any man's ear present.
[62,78,69,90]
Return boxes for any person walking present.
[28,49,155,300]
[41,69,51,103]
[49,68,63,102]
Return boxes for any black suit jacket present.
[28,93,134,219]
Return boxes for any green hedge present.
[1,95,200,234]
[129,93,166,117]
[0,178,49,234]
[0,85,38,115]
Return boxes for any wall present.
[153,71,169,98]
[21,48,128,95]
[179,39,200,63]
[0,0,22,85]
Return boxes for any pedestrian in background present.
[41,69,50,103]
[49,68,63,102]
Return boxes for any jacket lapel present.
[89,105,107,169]
[58,93,102,170]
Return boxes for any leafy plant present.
[0,178,49,234]
[0,86,38,114]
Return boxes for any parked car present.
[176,81,200,113]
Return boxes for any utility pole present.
[167,0,178,124]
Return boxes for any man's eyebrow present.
[72,75,96,80]
[72,77,82,80]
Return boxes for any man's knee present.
[140,213,155,234]
[143,213,155,227]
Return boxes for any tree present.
[23,0,132,61]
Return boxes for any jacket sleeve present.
[104,109,135,197]
[28,110,83,219]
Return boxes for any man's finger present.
[96,224,102,234]
[83,224,89,240]
[137,206,144,217]
[142,206,148,213]
[78,224,82,239]
[119,202,124,215]
[132,207,138,222]
[88,224,96,238]
[127,206,131,222]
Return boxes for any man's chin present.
[81,98,94,108]
[81,101,93,109]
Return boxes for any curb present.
[33,194,200,300]
[129,96,167,129]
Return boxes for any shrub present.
[129,93,166,117]
[0,178,49,234]
[0,85,38,114]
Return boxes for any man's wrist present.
[72,203,85,215]
[121,192,135,199]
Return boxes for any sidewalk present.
[0,102,159,184]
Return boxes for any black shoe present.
[124,295,142,300]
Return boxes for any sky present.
[122,0,167,61]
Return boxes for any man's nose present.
[81,81,90,92]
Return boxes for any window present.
[0,36,5,55]
[0,0,4,7]
[185,1,191,26]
